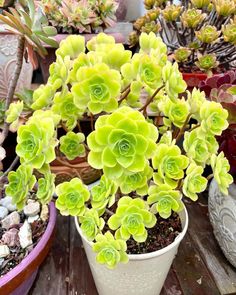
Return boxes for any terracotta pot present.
[182,72,208,89]
[0,202,57,295]
[75,206,188,295]
[50,155,101,185]
[39,32,125,83]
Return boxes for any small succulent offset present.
[130,0,236,73]
[41,0,118,34]
[8,32,233,270]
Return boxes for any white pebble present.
[19,221,33,249]
[1,211,20,230]
[0,196,16,212]
[24,202,40,217]
[28,215,39,223]
[40,204,49,222]
[0,245,10,258]
[0,206,8,220]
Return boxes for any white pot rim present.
[75,205,188,261]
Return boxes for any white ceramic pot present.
[208,179,236,268]
[0,25,33,98]
[75,207,188,295]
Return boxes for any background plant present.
[40,0,119,34]
[129,0,236,73]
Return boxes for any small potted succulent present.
[7,32,232,295]
[129,0,236,88]
[37,0,126,82]
[0,2,57,294]
[199,70,236,268]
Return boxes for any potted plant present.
[7,31,232,294]
[129,0,236,88]
[37,0,126,82]
[199,71,236,268]
[0,1,57,293]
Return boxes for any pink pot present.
[0,202,57,295]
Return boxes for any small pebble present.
[19,221,32,249]
[0,257,4,268]
[1,211,20,230]
[0,245,10,258]
[0,196,17,212]
[0,206,8,220]
[40,204,49,222]
[28,215,39,223]
[1,228,19,247]
[24,201,40,217]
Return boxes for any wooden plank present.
[173,232,220,295]
[29,214,70,295]
[186,195,236,295]
[161,268,183,295]
[68,217,98,295]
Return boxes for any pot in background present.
[75,206,188,295]
[0,25,33,98]
[0,202,57,295]
[208,179,236,268]
[182,72,208,89]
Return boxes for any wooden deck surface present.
[29,194,236,295]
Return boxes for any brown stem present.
[90,113,94,131]
[175,114,191,142]
[0,36,25,146]
[118,85,131,104]
[77,121,82,132]
[105,208,114,216]
[0,156,19,180]
[207,173,214,181]
[139,85,164,113]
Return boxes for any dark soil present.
[126,212,182,255]
[0,210,48,277]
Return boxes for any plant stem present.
[0,36,25,146]
[105,208,114,216]
[207,173,214,181]
[90,113,94,131]
[118,85,131,104]
[175,114,191,142]
[139,85,164,113]
[0,156,19,180]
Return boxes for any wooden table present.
[29,194,236,295]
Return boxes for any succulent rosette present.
[191,0,210,9]
[87,106,158,179]
[152,144,189,188]
[183,163,207,201]
[71,63,121,114]
[200,101,229,135]
[187,88,206,120]
[147,184,183,219]
[211,152,233,195]
[6,164,36,210]
[91,176,118,210]
[174,47,191,63]
[6,101,24,131]
[56,35,85,59]
[162,4,182,22]
[55,178,90,216]
[59,131,85,160]
[52,91,84,130]
[108,197,156,242]
[37,171,55,204]
[195,54,219,72]
[79,209,105,241]
[93,231,129,269]
[31,84,58,110]
[195,25,220,44]
[16,116,58,169]
[183,127,219,165]
[222,23,236,45]
[181,8,206,28]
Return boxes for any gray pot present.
[208,179,236,268]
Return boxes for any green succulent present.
[195,54,219,72]
[87,106,158,179]
[183,127,218,165]
[91,175,118,211]
[200,101,229,135]
[222,23,236,45]
[79,208,105,241]
[195,25,220,44]
[181,8,206,28]
[152,144,189,188]
[37,170,55,204]
[59,132,85,161]
[174,47,192,63]
[56,35,85,59]
[52,91,85,130]
[147,184,183,219]
[162,4,182,22]
[139,32,167,55]
[162,62,187,100]
[117,164,153,196]
[183,163,207,201]
[55,178,90,216]
[48,55,71,88]
[71,63,121,114]
[93,231,129,269]
[191,0,210,9]
[108,196,156,243]
[31,84,56,110]
[211,152,233,195]
[187,88,206,120]
[159,97,190,128]
[6,101,24,131]
[16,116,58,169]
[0,99,6,123]
[87,33,115,51]
[6,164,36,210]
